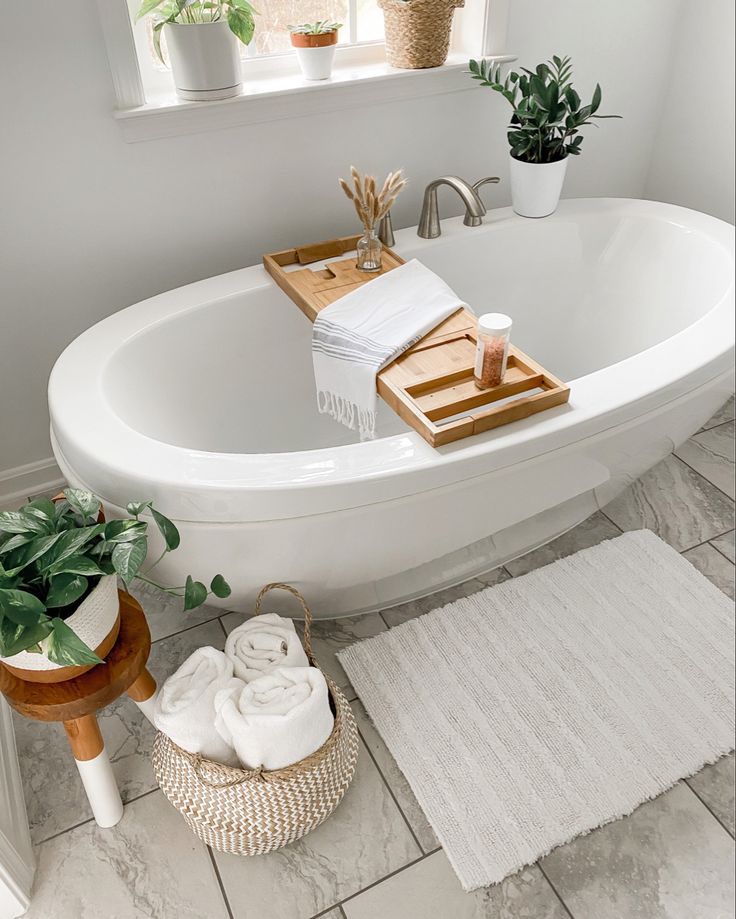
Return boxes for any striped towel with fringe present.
[312,259,467,440]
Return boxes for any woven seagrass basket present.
[152,583,359,856]
[379,0,464,69]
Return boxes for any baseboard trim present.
[0,457,65,510]
[0,700,35,917]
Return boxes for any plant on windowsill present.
[289,21,342,81]
[468,55,621,218]
[135,0,258,101]
[0,490,231,682]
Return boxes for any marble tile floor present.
[13,399,735,919]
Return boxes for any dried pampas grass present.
[339,167,407,233]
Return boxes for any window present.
[100,0,513,141]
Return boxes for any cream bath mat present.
[338,530,735,890]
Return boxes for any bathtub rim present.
[48,198,735,522]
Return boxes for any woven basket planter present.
[379,0,464,69]
[152,584,360,856]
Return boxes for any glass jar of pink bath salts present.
[474,313,512,389]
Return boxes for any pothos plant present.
[136,0,258,64]
[468,55,620,164]
[0,490,231,666]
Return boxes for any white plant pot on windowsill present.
[508,154,569,218]
[165,20,242,101]
[290,31,339,81]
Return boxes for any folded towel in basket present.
[224,613,309,682]
[312,258,467,441]
[213,666,334,770]
[153,647,243,767]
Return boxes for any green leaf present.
[590,83,602,114]
[0,588,46,626]
[0,511,45,535]
[111,537,148,586]
[45,573,89,609]
[44,618,103,667]
[127,501,152,517]
[227,6,255,44]
[37,525,105,571]
[104,519,147,544]
[64,489,101,521]
[210,574,231,599]
[0,616,52,658]
[150,508,180,551]
[184,575,208,611]
[135,0,168,20]
[2,533,63,575]
[47,555,104,577]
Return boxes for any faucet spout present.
[417,176,486,239]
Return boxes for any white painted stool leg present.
[75,749,124,828]
[63,715,123,829]
[127,669,158,726]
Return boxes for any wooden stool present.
[0,591,157,829]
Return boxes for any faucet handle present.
[463,177,501,227]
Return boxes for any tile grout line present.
[329,847,442,915]
[672,453,735,505]
[150,612,223,646]
[35,785,162,846]
[700,416,735,434]
[217,616,230,639]
[537,864,579,919]
[207,846,236,919]
[709,538,736,566]
[683,777,736,841]
[354,723,425,854]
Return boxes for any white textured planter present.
[0,574,119,678]
[165,21,242,101]
[509,154,569,218]
[294,45,337,81]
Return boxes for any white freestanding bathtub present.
[48,199,735,617]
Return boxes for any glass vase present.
[356,228,382,272]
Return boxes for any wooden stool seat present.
[0,591,158,828]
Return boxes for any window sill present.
[114,53,502,143]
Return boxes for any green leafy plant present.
[136,0,257,64]
[288,20,342,35]
[468,55,620,163]
[0,490,231,666]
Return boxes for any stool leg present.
[127,668,157,724]
[63,715,124,829]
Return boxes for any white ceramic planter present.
[0,574,119,679]
[294,45,337,81]
[165,20,242,101]
[509,154,569,218]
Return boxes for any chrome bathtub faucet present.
[417,176,486,239]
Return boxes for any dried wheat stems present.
[339,167,407,233]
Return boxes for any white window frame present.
[96,0,514,142]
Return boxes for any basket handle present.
[191,754,265,787]
[253,583,314,661]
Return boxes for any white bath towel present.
[313,259,467,440]
[224,613,309,683]
[213,666,334,770]
[153,647,242,767]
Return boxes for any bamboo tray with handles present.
[263,235,570,447]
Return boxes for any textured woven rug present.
[338,530,735,890]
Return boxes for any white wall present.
[644,0,735,223]
[0,0,683,487]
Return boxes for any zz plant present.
[0,490,231,666]
[136,0,258,63]
[468,55,620,163]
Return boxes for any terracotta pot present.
[0,574,121,684]
[291,30,339,81]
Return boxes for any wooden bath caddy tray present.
[263,235,570,447]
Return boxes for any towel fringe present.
[318,390,377,441]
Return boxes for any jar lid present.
[478,313,512,335]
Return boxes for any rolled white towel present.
[154,647,242,767]
[213,666,334,770]
[225,613,309,683]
